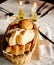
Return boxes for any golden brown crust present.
[18,19,33,30]
[6,42,32,56]
[11,45,19,55]
[6,46,12,53]
[25,42,31,52]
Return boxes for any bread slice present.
[16,30,35,45]
[3,19,39,65]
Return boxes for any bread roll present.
[25,42,31,52]
[11,45,25,56]
[6,46,12,53]
[19,19,33,30]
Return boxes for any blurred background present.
[0,0,54,4]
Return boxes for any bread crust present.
[18,19,33,30]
